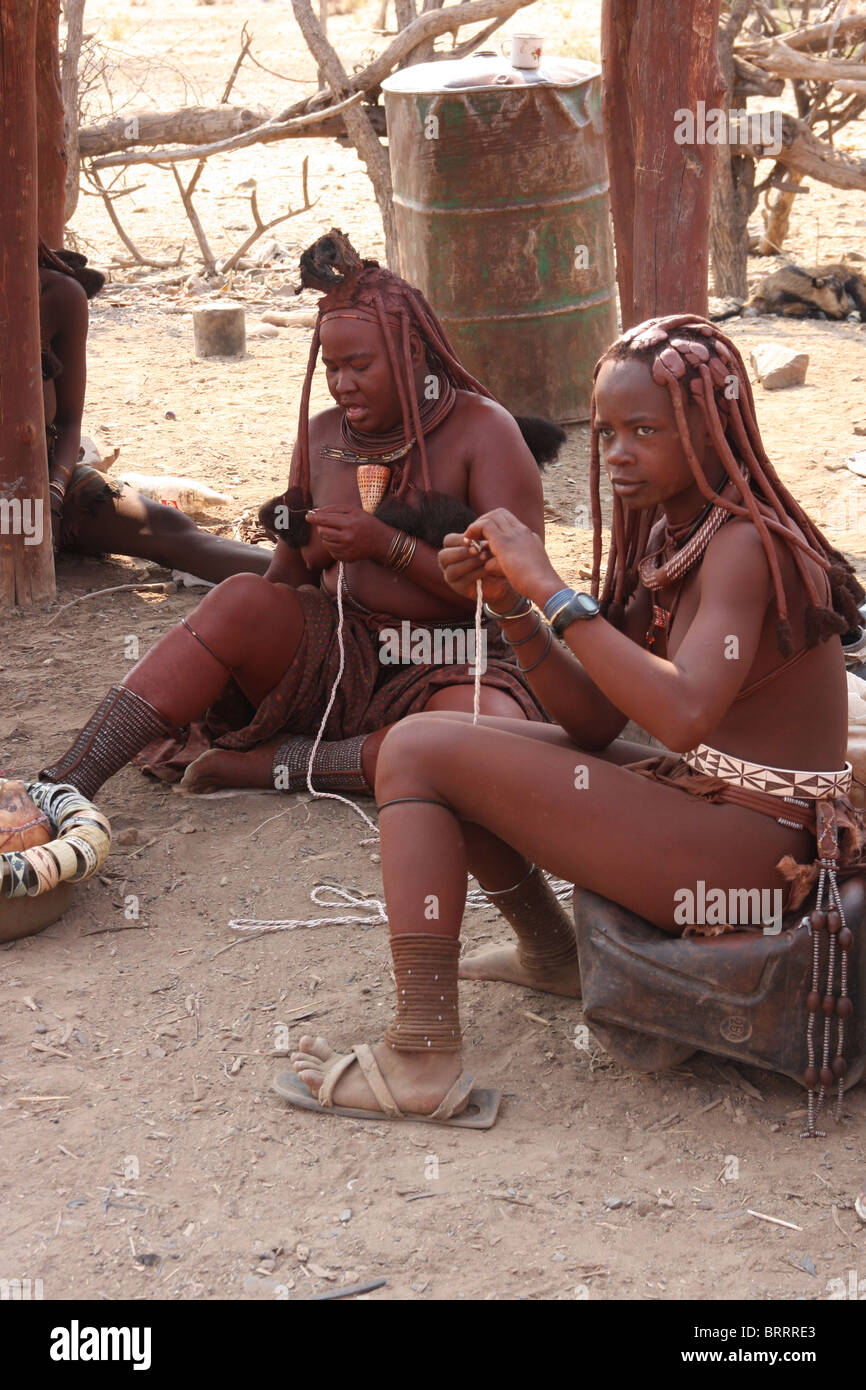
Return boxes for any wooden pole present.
[0,0,56,607]
[601,0,725,330]
[36,0,66,246]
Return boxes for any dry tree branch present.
[85,165,183,268]
[739,109,866,188]
[317,0,535,99]
[740,38,866,81]
[291,0,399,265]
[92,0,536,166]
[80,106,266,159]
[218,157,317,273]
[171,165,216,273]
[761,11,866,51]
[411,0,445,65]
[91,88,365,169]
[169,23,256,273]
[245,50,310,83]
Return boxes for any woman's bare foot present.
[459,942,581,997]
[290,1034,465,1115]
[180,744,277,793]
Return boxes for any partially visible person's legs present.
[289,711,812,1117]
[179,674,531,794]
[63,486,272,581]
[41,575,305,798]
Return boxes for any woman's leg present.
[290,711,812,1116]
[41,574,306,797]
[63,488,272,581]
[127,573,305,715]
[179,674,530,793]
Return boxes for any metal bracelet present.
[517,626,553,674]
[502,613,542,647]
[391,535,417,572]
[483,594,530,621]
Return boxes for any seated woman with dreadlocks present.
[40,233,562,871]
[270,314,866,1127]
[39,240,270,582]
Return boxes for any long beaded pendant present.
[646,602,671,650]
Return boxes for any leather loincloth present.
[628,748,866,927]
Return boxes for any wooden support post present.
[0,0,56,607]
[601,0,725,329]
[36,0,66,247]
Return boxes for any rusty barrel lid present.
[382,53,598,93]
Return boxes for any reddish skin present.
[40,266,270,580]
[176,314,544,792]
[289,356,847,1119]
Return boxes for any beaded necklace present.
[320,373,457,466]
[641,471,748,648]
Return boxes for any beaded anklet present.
[385,933,461,1053]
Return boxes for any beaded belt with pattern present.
[682,743,852,799]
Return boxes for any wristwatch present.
[546,589,600,636]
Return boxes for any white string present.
[302,560,379,834]
[228,873,576,933]
[229,560,578,934]
[229,885,387,933]
[473,578,483,724]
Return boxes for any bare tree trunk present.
[602,0,725,329]
[0,0,56,607]
[710,0,756,299]
[36,0,66,246]
[61,0,85,225]
[292,0,400,269]
[412,0,444,64]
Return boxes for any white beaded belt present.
[682,744,852,799]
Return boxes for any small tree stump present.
[192,304,246,358]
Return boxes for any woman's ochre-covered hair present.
[38,239,106,300]
[287,228,494,509]
[590,314,864,654]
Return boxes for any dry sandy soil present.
[2,0,866,1303]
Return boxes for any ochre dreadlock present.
[38,239,105,300]
[589,314,864,655]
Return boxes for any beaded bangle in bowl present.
[0,782,111,899]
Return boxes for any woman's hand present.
[306,505,391,564]
[448,509,562,608]
[438,532,516,608]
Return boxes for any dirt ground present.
[2,0,866,1303]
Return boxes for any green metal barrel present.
[382,54,617,422]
